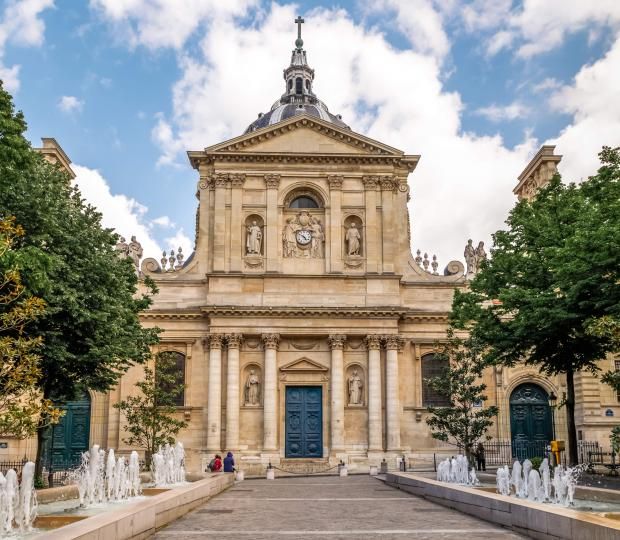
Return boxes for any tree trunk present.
[565,367,578,466]
[34,422,48,480]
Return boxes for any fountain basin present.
[36,473,233,539]
[385,472,620,540]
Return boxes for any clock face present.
[296,229,312,246]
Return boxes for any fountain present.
[436,455,478,486]
[151,442,186,487]
[0,462,37,536]
[495,459,584,506]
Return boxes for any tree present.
[451,147,620,466]
[0,217,62,437]
[0,82,159,473]
[425,330,499,462]
[114,351,187,467]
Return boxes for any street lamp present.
[548,391,557,441]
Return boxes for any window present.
[305,80,310,90]
[288,79,293,91]
[156,351,185,407]
[295,77,303,94]
[289,196,319,208]
[421,353,450,407]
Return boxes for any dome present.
[244,17,349,134]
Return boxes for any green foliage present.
[114,352,188,466]
[425,330,499,458]
[450,147,620,465]
[530,457,543,471]
[0,217,62,437]
[0,81,159,404]
[611,426,620,454]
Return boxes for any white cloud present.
[475,102,529,122]
[532,77,561,93]
[548,36,620,182]
[72,164,188,260]
[366,0,451,61]
[152,215,175,228]
[475,1,620,58]
[89,0,257,49]
[58,95,84,113]
[0,0,54,92]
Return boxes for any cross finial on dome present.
[295,16,304,50]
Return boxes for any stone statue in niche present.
[282,212,324,258]
[348,369,363,405]
[246,221,263,255]
[464,239,475,275]
[345,223,361,256]
[244,369,261,405]
[128,236,143,271]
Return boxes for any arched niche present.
[242,363,262,407]
[244,214,264,256]
[345,363,365,407]
[343,214,364,257]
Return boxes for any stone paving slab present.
[154,475,525,539]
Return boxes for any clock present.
[296,229,312,246]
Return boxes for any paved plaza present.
[154,475,525,539]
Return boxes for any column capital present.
[362,175,379,190]
[364,335,382,350]
[225,333,243,349]
[264,174,281,189]
[207,333,225,349]
[327,334,347,350]
[214,173,229,188]
[383,335,405,351]
[379,175,398,192]
[229,173,246,188]
[327,175,343,190]
[198,175,214,190]
[261,333,280,349]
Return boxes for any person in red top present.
[209,454,222,472]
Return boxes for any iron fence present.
[0,460,28,476]
[577,440,601,464]
[482,440,550,464]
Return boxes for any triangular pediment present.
[204,114,404,157]
[279,357,328,372]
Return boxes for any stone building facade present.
[3,24,617,470]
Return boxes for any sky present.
[2,0,619,269]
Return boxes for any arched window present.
[295,77,303,95]
[289,196,319,209]
[421,353,450,407]
[156,351,185,407]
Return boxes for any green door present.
[510,383,552,460]
[47,394,91,467]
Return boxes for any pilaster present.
[365,335,383,452]
[262,333,280,451]
[264,174,281,273]
[328,334,346,452]
[229,174,246,272]
[206,334,224,452]
[363,176,379,273]
[212,174,228,272]
[384,335,404,451]
[328,175,343,273]
[225,334,243,451]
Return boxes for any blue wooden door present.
[285,386,323,458]
[510,383,552,460]
[46,394,91,467]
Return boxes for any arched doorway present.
[510,383,552,460]
[45,392,91,467]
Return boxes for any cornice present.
[141,311,205,321]
[202,305,408,318]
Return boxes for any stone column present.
[264,174,280,273]
[206,334,224,452]
[229,174,246,272]
[362,176,379,274]
[212,174,228,272]
[380,177,396,273]
[328,175,343,273]
[225,334,243,451]
[328,335,347,453]
[384,335,404,451]
[196,168,213,274]
[365,335,383,452]
[262,333,280,451]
